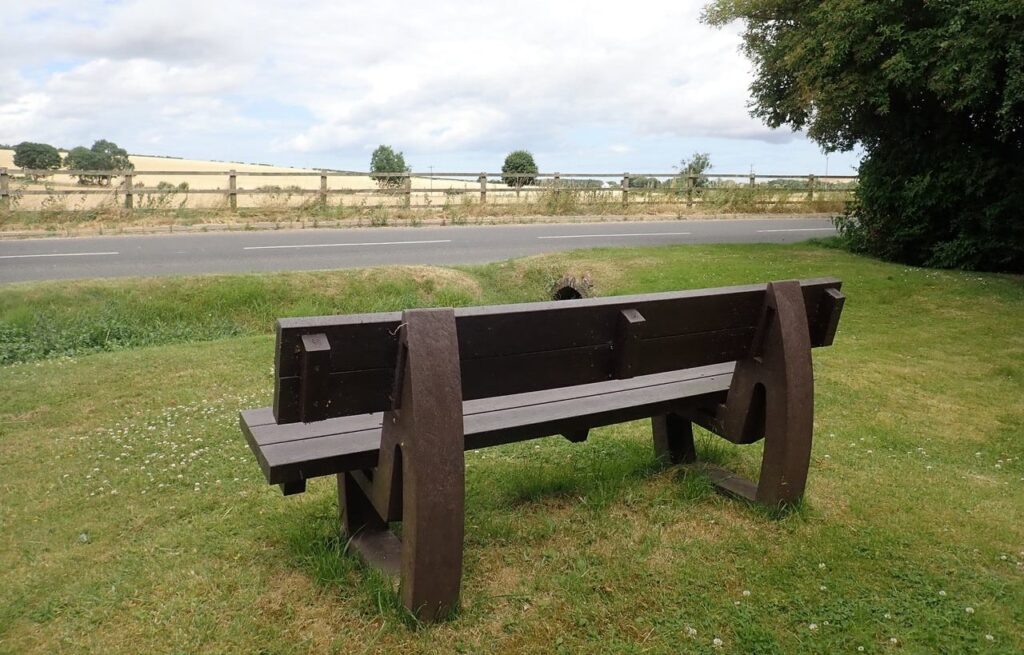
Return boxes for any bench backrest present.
[273,278,844,423]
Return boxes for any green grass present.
[1,243,1022,654]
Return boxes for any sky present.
[0,1,862,176]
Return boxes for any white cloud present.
[2,0,813,166]
[0,94,52,145]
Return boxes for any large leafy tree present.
[13,142,62,177]
[64,139,134,186]
[704,1,1024,272]
[369,145,409,189]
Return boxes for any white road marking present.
[537,232,691,240]
[0,251,119,259]
[755,228,835,233]
[243,239,452,251]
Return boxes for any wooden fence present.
[0,168,857,212]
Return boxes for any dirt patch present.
[358,265,483,298]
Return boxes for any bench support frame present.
[339,308,465,622]
[655,280,815,504]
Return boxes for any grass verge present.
[1,243,1022,653]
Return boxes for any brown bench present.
[240,278,845,621]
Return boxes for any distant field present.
[1,243,1021,654]
[0,149,854,230]
[0,149,475,211]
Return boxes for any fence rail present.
[0,167,857,212]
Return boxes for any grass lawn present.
[1,242,1022,654]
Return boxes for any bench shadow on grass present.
[274,423,809,624]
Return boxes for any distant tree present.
[13,142,62,178]
[64,140,134,185]
[501,150,538,188]
[677,152,712,188]
[63,147,104,184]
[369,145,409,189]
[91,139,132,172]
[629,176,661,189]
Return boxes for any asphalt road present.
[0,217,836,283]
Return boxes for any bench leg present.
[357,308,465,622]
[652,413,696,465]
[698,280,815,506]
[338,472,401,575]
[754,381,813,505]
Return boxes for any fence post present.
[404,173,412,208]
[553,172,561,203]
[687,174,696,208]
[622,172,630,207]
[228,170,238,211]
[749,173,756,188]
[479,173,487,204]
[124,172,134,210]
[808,174,816,202]
[0,168,9,211]
[319,170,328,209]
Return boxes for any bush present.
[501,150,538,188]
[834,129,1024,271]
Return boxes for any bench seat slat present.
[249,362,734,447]
[242,363,735,485]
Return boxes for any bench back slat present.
[273,277,843,423]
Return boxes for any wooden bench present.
[240,278,845,621]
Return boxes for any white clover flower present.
[712,638,723,648]
[742,590,751,597]
[809,623,818,631]
[965,607,974,614]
